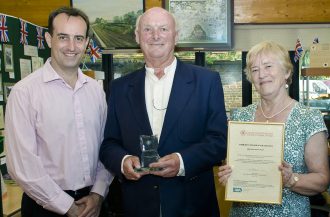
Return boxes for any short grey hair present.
[135,10,179,33]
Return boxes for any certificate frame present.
[164,0,233,50]
[225,121,285,204]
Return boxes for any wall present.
[2,0,330,25]
[0,0,162,26]
[0,0,70,27]
[147,0,330,51]
[0,0,329,51]
[234,0,330,23]
[234,24,330,51]
[145,0,162,9]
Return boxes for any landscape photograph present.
[72,0,144,49]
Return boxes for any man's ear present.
[135,30,140,44]
[45,32,52,48]
[175,30,179,45]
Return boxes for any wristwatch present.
[287,173,299,188]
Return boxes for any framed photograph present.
[71,0,145,49]
[3,82,15,102]
[4,44,14,72]
[165,0,232,50]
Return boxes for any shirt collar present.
[42,58,88,85]
[145,57,177,79]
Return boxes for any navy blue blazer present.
[100,60,227,217]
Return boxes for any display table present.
[2,183,23,217]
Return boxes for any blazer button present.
[189,176,198,181]
[153,185,159,189]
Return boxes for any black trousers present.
[21,186,91,217]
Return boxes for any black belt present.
[65,186,91,200]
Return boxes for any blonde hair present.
[244,41,293,85]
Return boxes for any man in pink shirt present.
[5,7,113,217]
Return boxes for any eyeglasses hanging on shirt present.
[152,99,167,110]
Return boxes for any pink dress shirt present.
[5,58,113,214]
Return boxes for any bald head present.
[134,7,179,68]
[135,7,178,32]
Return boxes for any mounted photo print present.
[71,0,145,49]
[3,82,15,102]
[4,44,14,72]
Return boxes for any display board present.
[0,13,50,125]
[0,13,50,216]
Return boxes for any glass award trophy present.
[135,135,161,172]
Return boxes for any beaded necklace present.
[260,99,294,122]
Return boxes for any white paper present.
[24,45,38,57]
[31,56,44,72]
[9,72,15,79]
[0,106,4,129]
[225,121,284,204]
[94,71,105,80]
[20,58,32,79]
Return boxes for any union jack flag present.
[20,19,29,45]
[87,39,102,63]
[313,37,319,44]
[294,39,303,63]
[0,14,9,42]
[36,26,45,49]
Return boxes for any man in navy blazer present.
[100,7,227,217]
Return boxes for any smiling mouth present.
[64,53,77,57]
[260,81,271,85]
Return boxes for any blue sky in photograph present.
[72,0,143,22]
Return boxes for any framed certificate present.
[225,121,285,204]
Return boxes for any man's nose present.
[67,39,76,50]
[152,30,160,40]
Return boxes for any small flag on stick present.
[294,39,303,63]
[87,39,102,63]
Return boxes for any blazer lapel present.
[128,69,153,135]
[160,61,195,145]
